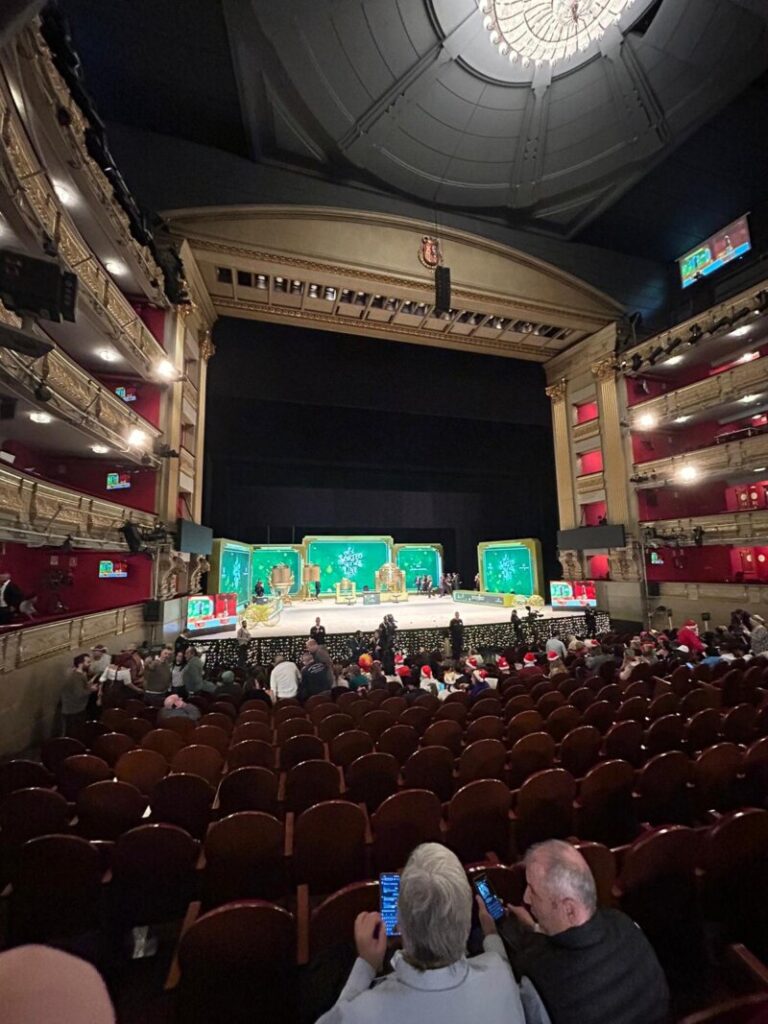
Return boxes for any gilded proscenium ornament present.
[591,358,617,381]
[199,329,216,361]
[545,379,567,402]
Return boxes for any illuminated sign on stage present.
[395,544,443,591]
[678,215,751,289]
[305,536,392,595]
[478,538,542,597]
[550,580,598,609]
[250,545,303,596]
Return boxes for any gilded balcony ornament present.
[545,379,567,402]
[199,329,216,362]
[591,358,616,381]
[558,549,584,580]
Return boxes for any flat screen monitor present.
[99,559,128,579]
[550,580,597,609]
[186,592,238,632]
[678,215,751,289]
[106,471,131,491]
[176,518,213,555]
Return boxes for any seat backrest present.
[167,735,226,782]
[507,710,544,745]
[578,759,635,814]
[0,759,54,800]
[115,748,168,795]
[692,743,743,812]
[238,707,271,725]
[423,719,462,755]
[685,708,722,751]
[91,731,135,767]
[232,721,273,745]
[370,789,444,872]
[402,745,455,802]
[457,738,507,785]
[398,705,433,735]
[278,734,325,772]
[276,717,316,745]
[470,697,502,719]
[218,766,278,816]
[569,687,596,712]
[40,737,85,775]
[141,728,185,761]
[199,712,234,735]
[503,694,535,719]
[466,715,505,744]
[544,705,582,742]
[345,752,400,812]
[112,822,199,923]
[361,710,396,741]
[316,713,355,743]
[508,731,556,788]
[305,693,334,713]
[573,841,617,906]
[284,759,341,815]
[328,729,374,768]
[381,697,407,718]
[308,702,338,725]
[603,719,644,767]
[558,725,602,776]
[293,800,367,893]
[76,779,147,840]
[645,714,685,755]
[121,717,152,743]
[514,768,576,851]
[151,772,215,838]
[309,881,380,960]
[192,724,231,755]
[446,778,512,862]
[56,754,112,801]
[618,825,698,890]
[0,787,70,846]
[376,724,419,765]
[615,696,649,722]
[722,703,758,744]
[204,811,285,904]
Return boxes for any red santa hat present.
[546,650,559,661]
[683,619,697,628]
[420,665,433,678]
[395,665,410,678]
[523,652,536,665]
[479,669,488,679]
[497,656,509,670]
[467,656,478,668]
[394,652,405,665]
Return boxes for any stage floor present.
[202,596,575,639]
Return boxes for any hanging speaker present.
[434,266,451,315]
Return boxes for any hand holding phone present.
[379,872,400,937]
[472,874,505,922]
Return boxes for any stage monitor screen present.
[678,215,751,289]
[106,471,131,491]
[550,580,597,609]
[395,544,443,591]
[186,592,238,632]
[478,539,542,597]
[99,559,127,579]
[114,385,137,403]
[218,543,251,610]
[176,518,213,555]
[305,536,392,595]
[251,545,303,596]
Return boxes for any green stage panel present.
[304,536,392,595]
[478,538,543,597]
[251,546,303,596]
[395,544,443,591]
[211,539,252,610]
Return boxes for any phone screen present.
[473,874,505,921]
[380,872,400,936]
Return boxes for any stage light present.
[98,348,120,363]
[127,428,148,448]
[647,347,664,366]
[104,259,127,277]
[673,415,691,424]
[156,359,176,380]
[29,411,52,424]
[90,444,109,454]
[689,324,703,342]
[636,412,657,430]
[666,355,684,366]
[731,325,751,338]
[53,180,76,207]
[678,464,699,483]
[34,382,52,402]
[291,280,302,294]
[738,352,759,364]
[630,354,643,373]
[754,467,766,473]
[756,290,768,313]
[324,287,336,301]
[255,275,268,289]
[740,394,760,403]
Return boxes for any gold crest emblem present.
[418,235,443,269]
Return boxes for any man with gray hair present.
[500,840,669,1024]
[316,842,533,1023]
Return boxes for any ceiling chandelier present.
[477,0,638,66]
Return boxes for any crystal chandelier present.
[477,0,638,66]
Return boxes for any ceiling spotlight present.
[647,346,664,366]
[52,180,76,206]
[104,259,127,277]
[754,467,766,473]
[34,382,52,402]
[630,354,643,373]
[678,464,699,483]
[738,352,759,364]
[756,290,768,313]
[689,324,704,342]
[666,355,684,366]
[636,413,657,430]
[731,325,751,338]
[673,415,691,424]
[740,394,760,404]
[127,428,148,448]
[98,348,120,363]
[29,411,52,424]
[156,359,176,379]
[90,444,109,454]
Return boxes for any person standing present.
[510,608,523,644]
[61,654,95,735]
[270,653,300,700]
[236,618,252,668]
[449,611,464,661]
[310,617,327,644]
[143,648,172,706]
[583,606,597,638]
[474,572,481,591]
[89,644,111,680]
[181,646,204,694]
[0,571,23,625]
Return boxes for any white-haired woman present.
[316,842,538,1024]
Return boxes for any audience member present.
[749,614,768,657]
[676,619,705,655]
[499,840,669,1024]
[0,944,115,1024]
[544,635,567,660]
[298,649,332,702]
[143,648,172,705]
[181,645,204,694]
[236,618,252,667]
[89,644,110,679]
[170,650,186,694]
[157,693,201,723]
[307,637,335,688]
[317,843,531,1024]
[60,653,96,735]
[271,653,301,699]
[310,617,327,644]
[0,570,23,625]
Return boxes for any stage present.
[199,595,576,640]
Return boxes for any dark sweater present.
[500,908,670,1024]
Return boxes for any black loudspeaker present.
[647,582,660,597]
[0,398,15,420]
[143,599,161,623]
[120,522,144,553]
[434,266,451,315]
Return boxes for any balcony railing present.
[630,356,768,426]
[575,471,605,495]
[572,419,600,443]
[641,508,768,543]
[633,431,768,484]
[0,71,167,377]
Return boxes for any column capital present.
[591,357,617,381]
[199,328,216,361]
[545,378,567,402]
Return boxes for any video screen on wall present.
[678,215,751,289]
[106,471,131,491]
[550,580,598,609]
[99,560,128,579]
[219,544,251,610]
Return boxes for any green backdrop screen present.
[219,544,251,609]
[481,544,534,595]
[306,538,391,594]
[251,546,302,596]
[396,546,442,591]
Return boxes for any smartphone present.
[379,872,400,937]
[473,873,505,921]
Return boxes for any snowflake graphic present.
[337,546,364,578]
[231,559,242,589]
[497,554,517,580]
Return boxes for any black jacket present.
[500,908,669,1024]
